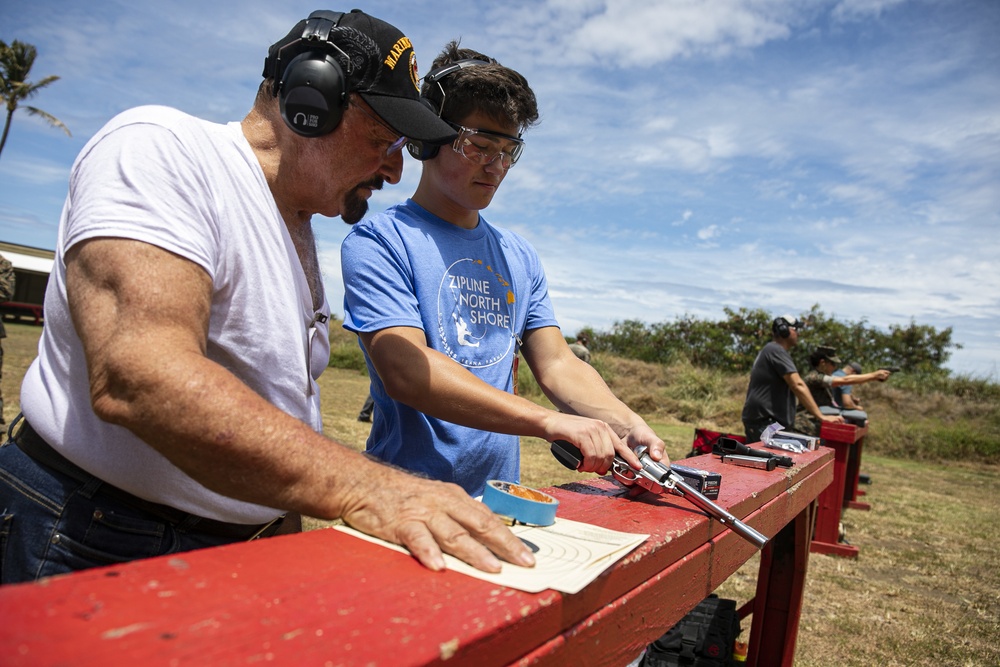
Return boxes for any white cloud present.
[3,0,998,376]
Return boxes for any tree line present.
[579,305,960,376]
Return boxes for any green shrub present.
[319,311,1000,465]
[591,306,963,376]
[328,340,368,374]
[516,355,542,398]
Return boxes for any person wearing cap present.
[741,315,846,444]
[833,361,865,409]
[793,347,890,435]
[0,10,535,585]
[568,333,592,364]
[341,42,665,498]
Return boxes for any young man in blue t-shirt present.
[341,42,666,496]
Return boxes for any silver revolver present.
[551,440,768,549]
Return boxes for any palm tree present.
[0,39,71,160]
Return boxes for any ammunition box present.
[670,464,721,499]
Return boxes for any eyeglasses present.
[449,123,524,169]
[351,101,407,156]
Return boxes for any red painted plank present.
[0,448,833,667]
[507,461,833,667]
[820,421,866,443]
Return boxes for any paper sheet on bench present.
[335,517,648,594]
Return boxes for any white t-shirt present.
[20,106,330,524]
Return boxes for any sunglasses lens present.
[388,135,408,155]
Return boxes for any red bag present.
[688,428,746,458]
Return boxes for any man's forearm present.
[95,351,372,520]
[536,358,638,434]
[790,381,825,419]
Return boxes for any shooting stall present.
[0,447,832,667]
[810,421,869,558]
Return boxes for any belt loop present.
[248,514,285,541]
[77,475,103,500]
[173,514,203,534]
[7,413,25,443]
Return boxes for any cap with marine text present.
[263,9,455,143]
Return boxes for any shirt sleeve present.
[341,219,423,334]
[66,117,218,279]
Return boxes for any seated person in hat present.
[794,346,891,434]
[568,333,592,364]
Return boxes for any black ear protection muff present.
[264,11,351,138]
[773,317,790,339]
[405,98,450,161]
[406,58,489,161]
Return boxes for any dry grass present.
[4,322,998,665]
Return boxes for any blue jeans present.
[0,436,234,585]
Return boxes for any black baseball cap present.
[263,9,455,143]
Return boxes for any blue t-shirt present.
[341,200,559,496]
[832,369,851,405]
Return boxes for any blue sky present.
[2,0,998,376]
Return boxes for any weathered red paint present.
[812,421,869,558]
[0,448,833,667]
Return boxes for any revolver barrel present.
[632,447,768,550]
[550,441,768,550]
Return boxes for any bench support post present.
[747,500,815,666]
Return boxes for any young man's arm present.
[519,326,666,467]
[830,369,891,387]
[360,325,648,472]
[840,392,862,409]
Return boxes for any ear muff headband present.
[406,58,490,161]
[268,11,351,138]
[773,317,790,339]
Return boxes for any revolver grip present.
[550,440,583,470]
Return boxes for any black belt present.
[10,417,284,541]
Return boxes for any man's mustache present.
[356,178,384,193]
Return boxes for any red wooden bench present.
[0,301,44,325]
[810,421,868,559]
[0,448,832,667]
